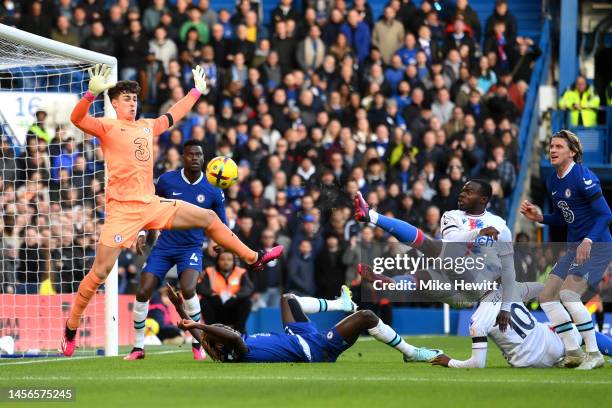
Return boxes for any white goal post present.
[0,24,119,357]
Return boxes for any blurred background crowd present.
[0,0,545,315]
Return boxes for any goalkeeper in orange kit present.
[61,64,283,356]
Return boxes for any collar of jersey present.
[465,210,486,217]
[181,168,203,185]
[556,161,575,179]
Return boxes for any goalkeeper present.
[62,65,283,357]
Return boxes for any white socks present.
[184,295,202,346]
[133,300,149,349]
[368,209,379,224]
[541,301,581,351]
[295,296,345,313]
[560,290,598,353]
[368,319,415,357]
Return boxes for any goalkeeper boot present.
[353,191,370,222]
[404,347,443,363]
[60,323,77,357]
[192,344,207,361]
[576,351,605,370]
[339,285,358,313]
[556,348,585,368]
[124,348,145,360]
[249,245,284,273]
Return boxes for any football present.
[206,156,239,189]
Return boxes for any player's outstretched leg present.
[170,204,283,271]
[334,309,441,362]
[354,192,442,257]
[125,273,160,361]
[559,284,605,370]
[179,270,207,361]
[62,244,122,357]
[290,285,357,314]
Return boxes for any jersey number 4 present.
[509,303,535,339]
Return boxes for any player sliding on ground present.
[62,64,283,356]
[429,282,612,368]
[167,284,441,363]
[354,179,516,330]
[521,130,612,369]
[125,140,226,361]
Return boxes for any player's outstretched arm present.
[154,65,209,136]
[432,340,488,368]
[71,64,116,137]
[179,320,248,359]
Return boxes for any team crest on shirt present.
[143,127,151,133]
[197,194,205,203]
[114,234,122,243]
[565,188,571,198]
[327,331,334,340]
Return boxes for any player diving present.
[62,64,283,356]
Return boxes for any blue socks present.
[374,213,422,245]
[595,332,612,356]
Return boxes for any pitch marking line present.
[0,350,184,366]
[2,375,611,385]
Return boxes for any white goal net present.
[0,25,118,357]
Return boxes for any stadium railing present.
[507,18,552,231]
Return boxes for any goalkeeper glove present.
[192,65,209,95]
[87,64,116,96]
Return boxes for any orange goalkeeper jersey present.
[70,92,198,203]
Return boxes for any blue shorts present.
[551,243,612,290]
[284,321,351,363]
[142,245,203,282]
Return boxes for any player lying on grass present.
[124,140,226,361]
[62,64,282,356]
[167,284,441,363]
[430,281,612,368]
[521,130,612,369]
[354,179,516,330]
[356,266,612,368]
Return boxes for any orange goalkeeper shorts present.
[99,196,183,248]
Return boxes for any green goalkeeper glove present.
[192,65,209,95]
[87,64,116,96]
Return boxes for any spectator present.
[372,6,405,65]
[453,0,481,43]
[70,6,90,45]
[19,1,51,38]
[142,0,168,33]
[297,25,326,75]
[252,230,285,308]
[271,0,300,24]
[315,235,346,300]
[485,0,517,46]
[82,20,115,56]
[119,19,149,81]
[432,88,455,125]
[558,75,600,127]
[287,239,316,296]
[198,250,253,334]
[179,6,209,44]
[149,26,177,74]
[340,9,371,64]
[51,15,79,47]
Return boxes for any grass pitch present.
[0,336,610,408]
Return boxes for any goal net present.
[0,25,118,357]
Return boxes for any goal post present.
[0,24,119,357]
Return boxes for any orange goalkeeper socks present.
[205,217,258,264]
[67,271,105,330]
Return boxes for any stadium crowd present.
[1,0,542,311]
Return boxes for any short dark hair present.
[183,139,203,151]
[469,179,493,201]
[107,80,141,100]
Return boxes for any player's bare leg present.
[334,309,441,362]
[538,274,585,367]
[124,273,160,360]
[179,269,207,360]
[560,276,605,370]
[170,202,283,271]
[62,244,122,357]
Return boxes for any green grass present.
[0,336,610,408]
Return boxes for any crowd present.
[1,0,540,312]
